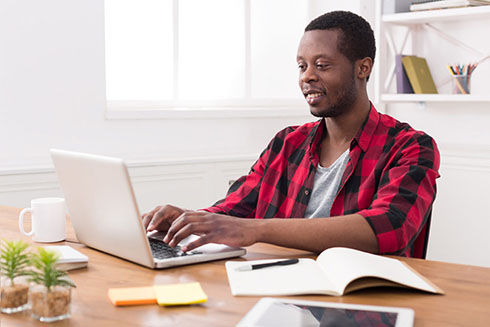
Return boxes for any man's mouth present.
[305,92,325,105]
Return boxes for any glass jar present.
[30,284,71,322]
[0,276,30,313]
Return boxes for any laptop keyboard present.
[149,238,200,259]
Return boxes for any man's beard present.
[311,73,357,118]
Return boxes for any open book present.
[225,247,443,296]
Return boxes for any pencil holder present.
[452,75,471,94]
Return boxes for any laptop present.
[50,149,246,269]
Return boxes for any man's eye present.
[316,64,328,69]
[298,64,306,71]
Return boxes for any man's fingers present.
[163,212,207,244]
[147,207,170,231]
[168,221,213,248]
[144,205,184,232]
[142,206,161,230]
[142,213,154,230]
[181,235,212,252]
[142,214,150,229]
[161,212,255,251]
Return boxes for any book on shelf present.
[225,247,444,297]
[42,245,88,271]
[396,54,414,94]
[410,0,490,12]
[401,56,438,94]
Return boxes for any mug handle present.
[19,208,34,236]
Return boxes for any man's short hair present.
[305,11,376,68]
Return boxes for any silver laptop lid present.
[51,149,155,268]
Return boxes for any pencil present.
[447,66,467,94]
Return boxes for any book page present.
[316,248,439,295]
[226,258,339,296]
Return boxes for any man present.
[142,11,440,258]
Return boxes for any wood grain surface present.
[1,206,489,326]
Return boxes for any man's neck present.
[324,96,371,145]
[318,96,371,167]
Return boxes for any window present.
[104,0,309,114]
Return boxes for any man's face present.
[297,29,357,118]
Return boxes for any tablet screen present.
[255,302,398,327]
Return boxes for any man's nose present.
[300,66,318,83]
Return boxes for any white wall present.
[0,0,309,223]
[0,0,313,172]
[0,155,256,214]
[385,103,490,267]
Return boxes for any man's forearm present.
[252,214,379,254]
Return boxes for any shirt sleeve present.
[200,138,273,218]
[357,133,440,255]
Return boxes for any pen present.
[235,259,299,272]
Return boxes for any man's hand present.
[163,211,258,252]
[142,204,186,232]
[143,207,378,255]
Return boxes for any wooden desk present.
[0,206,489,326]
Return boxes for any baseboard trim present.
[440,144,490,172]
[0,154,258,176]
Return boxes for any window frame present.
[104,0,310,120]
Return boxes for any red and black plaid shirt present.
[203,104,440,258]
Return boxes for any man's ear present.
[357,57,373,80]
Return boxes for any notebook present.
[226,247,443,296]
[401,56,438,94]
[51,149,246,269]
[42,245,88,270]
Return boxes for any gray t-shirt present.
[304,149,350,218]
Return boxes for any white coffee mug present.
[18,197,66,242]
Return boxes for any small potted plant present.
[0,239,31,313]
[29,247,76,322]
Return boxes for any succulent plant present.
[29,248,76,292]
[0,240,32,286]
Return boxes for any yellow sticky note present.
[154,282,208,306]
[108,286,157,306]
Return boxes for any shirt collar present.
[308,119,325,163]
[352,103,379,152]
[308,102,379,158]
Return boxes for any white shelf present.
[383,6,490,25]
[381,94,490,103]
[377,4,490,105]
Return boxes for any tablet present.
[237,298,414,327]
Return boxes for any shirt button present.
[305,190,310,196]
